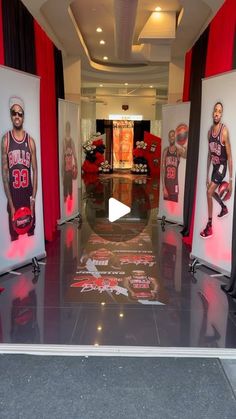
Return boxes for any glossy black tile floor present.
[1,173,236,350]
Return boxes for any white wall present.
[63,57,81,103]
[95,88,156,120]
[168,58,184,104]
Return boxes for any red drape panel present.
[205,0,236,77]
[182,49,192,102]
[0,0,4,64]
[34,21,59,241]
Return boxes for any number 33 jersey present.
[7,130,33,206]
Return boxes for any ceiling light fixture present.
[103,56,108,60]
[155,6,162,11]
[96,27,102,32]
[154,11,162,19]
[124,83,128,86]
[149,85,153,88]
[100,40,105,45]
[99,84,103,87]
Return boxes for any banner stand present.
[0,66,46,276]
[159,102,190,225]
[189,253,230,278]
[57,212,81,226]
[58,99,81,225]
[191,71,236,276]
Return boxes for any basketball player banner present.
[0,65,46,275]
[113,120,134,169]
[158,102,190,224]
[58,99,81,224]
[191,71,236,275]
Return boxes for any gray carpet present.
[0,355,236,419]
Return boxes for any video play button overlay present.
[108,198,131,222]
[85,177,150,242]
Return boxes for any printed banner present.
[191,71,236,275]
[159,102,190,224]
[58,99,81,223]
[0,66,45,275]
[113,120,134,169]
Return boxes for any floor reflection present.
[0,174,236,348]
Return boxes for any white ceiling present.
[22,0,225,91]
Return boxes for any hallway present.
[0,173,236,352]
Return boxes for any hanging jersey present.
[64,138,73,172]
[209,124,227,166]
[164,147,179,195]
[7,130,33,207]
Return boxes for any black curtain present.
[96,119,106,134]
[54,46,65,100]
[2,0,35,74]
[181,28,209,236]
[134,120,150,141]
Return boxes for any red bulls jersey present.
[64,138,73,172]
[164,147,179,194]
[209,124,227,166]
[7,130,33,206]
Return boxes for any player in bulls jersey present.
[162,129,186,202]
[200,102,233,238]
[1,97,37,241]
[62,121,78,202]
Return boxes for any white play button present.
[108,198,131,222]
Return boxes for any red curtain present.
[0,0,4,64]
[34,21,59,241]
[205,0,236,77]
[143,132,161,177]
[182,49,192,102]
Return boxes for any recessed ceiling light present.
[124,83,128,86]
[96,27,102,32]
[100,40,105,45]
[149,85,153,88]
[99,84,103,87]
[155,6,162,11]
[103,56,108,60]
[119,313,124,318]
